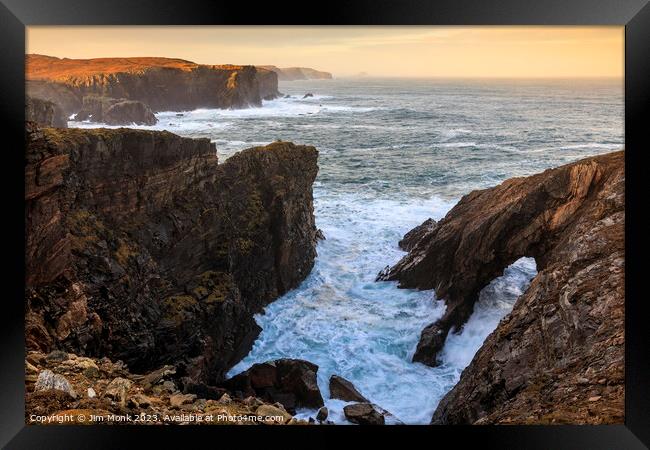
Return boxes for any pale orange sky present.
[26,26,624,78]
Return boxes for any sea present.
[70,77,624,424]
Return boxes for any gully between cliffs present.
[25,122,319,387]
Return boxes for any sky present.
[26,26,624,78]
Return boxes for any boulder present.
[329,375,368,402]
[34,370,77,399]
[69,357,100,378]
[45,350,69,363]
[141,365,176,391]
[103,377,133,404]
[218,393,232,404]
[223,359,324,412]
[302,93,314,98]
[129,393,153,408]
[343,403,384,425]
[169,393,197,408]
[255,404,293,424]
[316,406,328,422]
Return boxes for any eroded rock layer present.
[25,122,319,387]
[26,54,280,116]
[381,151,624,423]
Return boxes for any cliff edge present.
[26,54,280,118]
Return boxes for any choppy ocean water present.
[71,78,623,424]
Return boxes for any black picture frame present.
[2,0,648,448]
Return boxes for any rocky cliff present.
[258,66,333,81]
[380,151,624,424]
[25,122,319,387]
[26,54,280,117]
[75,95,157,126]
[26,96,68,128]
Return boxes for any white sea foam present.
[228,192,537,424]
[439,128,473,141]
[68,96,376,135]
[439,257,537,369]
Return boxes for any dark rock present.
[25,80,81,118]
[182,382,228,400]
[25,124,319,386]
[379,150,625,424]
[284,95,292,99]
[75,95,157,125]
[329,375,368,402]
[316,406,328,422]
[302,93,314,99]
[26,96,68,128]
[45,350,69,363]
[141,365,176,391]
[223,359,324,412]
[379,151,624,373]
[104,100,157,125]
[344,403,384,425]
[398,218,437,251]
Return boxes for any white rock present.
[34,370,77,398]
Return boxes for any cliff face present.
[25,122,319,386]
[26,55,280,116]
[26,96,68,128]
[380,151,624,424]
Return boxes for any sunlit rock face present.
[26,54,280,117]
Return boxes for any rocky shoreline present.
[26,350,311,425]
[26,55,283,125]
[379,151,625,424]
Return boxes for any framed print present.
[1,0,649,448]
